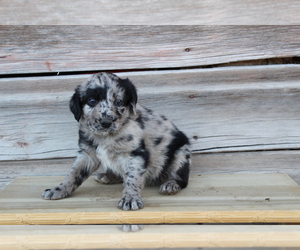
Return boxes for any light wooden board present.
[1,26,300,74]
[1,0,300,25]
[1,225,300,249]
[1,65,300,161]
[0,174,300,225]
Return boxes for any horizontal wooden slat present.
[0,174,300,225]
[1,225,300,249]
[2,150,300,192]
[1,26,300,74]
[1,65,300,160]
[1,0,300,25]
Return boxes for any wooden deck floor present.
[2,225,300,249]
[1,174,299,225]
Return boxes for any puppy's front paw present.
[118,194,144,211]
[159,180,181,195]
[42,187,70,200]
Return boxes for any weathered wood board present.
[1,0,300,25]
[2,150,300,192]
[1,26,300,74]
[1,65,300,161]
[1,225,300,249]
[0,174,300,225]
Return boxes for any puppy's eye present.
[87,98,97,107]
[115,99,123,107]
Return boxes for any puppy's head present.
[70,72,137,135]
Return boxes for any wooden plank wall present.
[1,0,300,25]
[1,65,300,161]
[1,2,300,191]
[1,26,300,74]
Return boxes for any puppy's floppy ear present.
[119,78,138,115]
[69,88,82,122]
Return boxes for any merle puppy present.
[42,72,191,210]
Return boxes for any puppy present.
[42,72,191,210]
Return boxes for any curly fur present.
[42,72,191,210]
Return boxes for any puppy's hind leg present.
[94,169,123,184]
[159,145,191,195]
[42,152,100,200]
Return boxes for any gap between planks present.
[1,57,299,79]
[1,26,300,74]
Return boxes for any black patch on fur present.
[97,73,107,86]
[145,107,153,114]
[131,140,150,168]
[121,117,130,127]
[105,169,123,183]
[74,166,90,187]
[167,130,189,159]
[80,166,90,179]
[161,115,168,121]
[156,119,162,125]
[118,78,137,113]
[162,130,190,172]
[79,130,96,149]
[126,134,134,142]
[117,134,133,143]
[69,87,82,122]
[143,116,150,122]
[55,187,61,191]
[116,107,125,118]
[186,153,191,160]
[69,85,108,122]
[82,86,107,105]
[176,161,190,189]
[74,175,83,187]
[136,113,145,129]
[154,136,163,146]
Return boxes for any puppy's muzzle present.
[100,119,113,129]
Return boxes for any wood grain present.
[1,26,300,74]
[1,0,300,25]
[1,65,300,161]
[0,174,300,225]
[1,225,300,249]
[1,150,300,192]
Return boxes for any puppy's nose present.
[100,119,112,128]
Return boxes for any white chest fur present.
[96,144,130,174]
